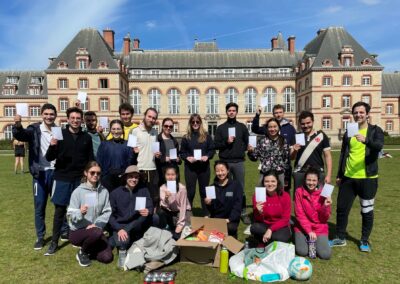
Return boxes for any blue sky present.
[0,0,399,71]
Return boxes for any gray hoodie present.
[67,182,111,231]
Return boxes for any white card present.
[16,103,28,117]
[152,142,160,153]
[260,97,268,107]
[347,123,359,137]
[249,135,257,148]
[295,133,306,146]
[167,180,177,194]
[99,117,108,129]
[206,186,216,199]
[255,187,267,203]
[320,183,335,198]
[127,135,137,148]
[77,91,87,104]
[169,148,177,160]
[51,127,63,140]
[194,149,202,160]
[228,127,236,137]
[135,197,146,210]
[84,192,97,207]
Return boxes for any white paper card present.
[206,186,216,199]
[228,127,236,137]
[51,127,63,140]
[84,192,97,207]
[16,103,28,116]
[135,197,146,210]
[194,149,202,160]
[152,142,160,153]
[77,91,87,103]
[99,117,108,129]
[255,187,267,203]
[260,97,268,107]
[169,148,177,160]
[167,180,177,194]
[127,135,137,148]
[320,183,335,198]
[249,135,257,148]
[347,123,359,137]
[295,133,306,146]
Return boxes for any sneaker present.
[241,214,251,225]
[76,249,91,267]
[329,237,347,247]
[34,238,44,250]
[44,241,58,256]
[60,232,69,242]
[359,241,371,252]
[118,250,127,268]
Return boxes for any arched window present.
[244,88,257,114]
[148,88,161,113]
[263,87,276,113]
[283,87,295,113]
[225,87,238,105]
[187,88,199,114]
[206,88,219,114]
[130,89,142,115]
[168,88,180,114]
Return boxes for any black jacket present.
[155,133,182,169]
[180,132,215,168]
[337,124,384,179]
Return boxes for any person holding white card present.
[157,166,191,240]
[294,168,332,260]
[180,114,215,215]
[204,161,243,238]
[106,103,138,141]
[109,165,153,268]
[251,170,291,245]
[83,111,105,159]
[67,161,113,266]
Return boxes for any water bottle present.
[219,246,229,274]
[308,240,317,259]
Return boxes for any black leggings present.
[52,205,67,242]
[250,222,291,244]
[184,163,210,216]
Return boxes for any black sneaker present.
[241,214,251,225]
[60,232,69,242]
[76,249,91,267]
[34,238,44,250]
[44,241,58,256]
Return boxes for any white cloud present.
[323,5,343,14]
[145,20,157,29]
[358,0,381,5]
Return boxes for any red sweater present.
[252,191,291,232]
[294,186,331,235]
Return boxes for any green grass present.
[0,153,399,283]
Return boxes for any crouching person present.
[67,161,113,267]
[109,165,153,268]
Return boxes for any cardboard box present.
[176,217,244,267]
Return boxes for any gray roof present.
[47,28,119,71]
[194,41,219,52]
[382,73,400,97]
[303,27,381,68]
[0,71,47,98]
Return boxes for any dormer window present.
[6,76,19,84]
[322,59,333,67]
[75,48,90,69]
[78,60,88,69]
[31,77,43,84]
[98,61,108,69]
[57,61,68,69]
[361,58,372,66]
[339,45,354,67]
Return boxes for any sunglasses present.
[88,171,101,176]
[191,120,201,125]
[163,125,173,129]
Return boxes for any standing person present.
[214,102,250,224]
[97,119,135,192]
[156,118,181,186]
[12,104,67,250]
[67,161,113,267]
[331,102,384,252]
[109,165,153,268]
[250,170,292,245]
[180,114,215,215]
[204,161,243,238]
[44,107,94,255]
[291,111,332,193]
[294,168,332,260]
[13,138,25,174]
[84,111,105,159]
[107,103,138,140]
[130,108,160,208]
[248,118,290,187]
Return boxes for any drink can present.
[308,240,316,259]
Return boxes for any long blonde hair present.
[184,114,207,143]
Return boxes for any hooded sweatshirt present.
[67,182,111,231]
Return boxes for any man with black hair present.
[84,111,105,158]
[107,103,138,140]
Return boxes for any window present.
[4,125,13,140]
[59,99,69,111]
[29,87,40,95]
[79,79,88,89]
[100,98,109,111]
[187,88,199,114]
[246,122,253,133]
[244,88,257,114]
[58,79,68,89]
[7,76,19,84]
[206,70,215,77]
[386,121,393,131]
[279,68,289,73]
[342,95,351,108]
[386,104,393,114]
[130,89,142,115]
[344,57,352,67]
[170,70,179,78]
[99,79,108,89]
[80,100,88,111]
[4,106,16,117]
[173,123,179,133]
[207,122,218,137]
[78,59,88,69]
[283,87,295,113]
[224,69,234,78]
[225,87,238,105]
[322,96,331,108]
[188,70,197,77]
[148,88,161,113]
[3,87,16,95]
[342,76,351,86]
[322,76,332,86]
[132,70,142,78]
[263,87,276,113]
[297,82,302,92]
[362,95,371,105]
[322,117,331,130]
[305,97,310,110]
[243,69,251,77]
[151,70,160,78]
[206,88,219,114]
[168,88,180,114]
[305,78,309,89]
[30,106,41,117]
[342,118,351,130]
[261,69,271,74]
[31,77,43,84]
[362,75,371,86]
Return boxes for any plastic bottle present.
[308,240,317,259]
[219,246,229,274]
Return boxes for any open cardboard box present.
[176,217,243,267]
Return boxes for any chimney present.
[133,38,140,49]
[103,28,115,51]
[271,37,278,50]
[123,35,131,56]
[288,36,295,55]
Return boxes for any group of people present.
[13,99,383,268]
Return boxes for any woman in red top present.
[294,168,332,259]
[251,170,291,245]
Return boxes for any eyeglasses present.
[163,125,173,129]
[191,120,201,125]
[88,171,101,176]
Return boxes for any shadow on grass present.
[328,221,359,245]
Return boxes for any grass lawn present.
[0,152,399,283]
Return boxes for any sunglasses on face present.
[88,171,101,176]
[163,125,173,129]
[191,120,201,125]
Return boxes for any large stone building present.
[1,26,399,144]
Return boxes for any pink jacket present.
[160,183,191,228]
[294,186,331,235]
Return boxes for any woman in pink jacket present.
[294,168,332,259]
